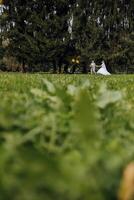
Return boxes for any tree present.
[71,0,134,73]
[1,0,77,72]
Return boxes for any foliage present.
[0,1,134,73]
[0,73,134,200]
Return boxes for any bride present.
[97,61,111,75]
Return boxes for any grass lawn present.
[0,73,134,200]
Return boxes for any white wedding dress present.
[97,62,111,75]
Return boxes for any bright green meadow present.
[0,73,134,200]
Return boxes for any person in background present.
[97,60,111,75]
[90,60,96,74]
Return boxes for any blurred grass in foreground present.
[0,73,134,200]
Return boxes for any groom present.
[90,60,96,74]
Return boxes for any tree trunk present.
[53,60,57,73]
[64,64,69,73]
[58,59,62,73]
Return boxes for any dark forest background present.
[0,0,134,73]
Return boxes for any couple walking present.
[90,60,111,75]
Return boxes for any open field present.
[0,73,134,200]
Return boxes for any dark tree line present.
[0,0,134,73]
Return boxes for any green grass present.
[0,73,134,200]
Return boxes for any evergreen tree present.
[1,0,77,72]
